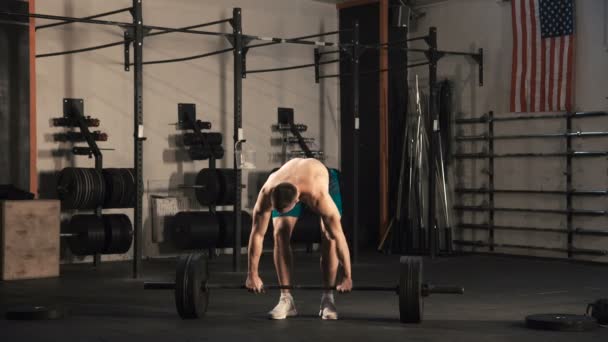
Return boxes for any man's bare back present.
[261,158,335,215]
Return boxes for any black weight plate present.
[171,212,220,250]
[57,168,78,209]
[176,254,208,319]
[216,211,253,248]
[188,254,209,318]
[399,256,423,323]
[67,215,106,255]
[5,305,65,320]
[217,169,235,204]
[195,169,222,205]
[103,214,133,254]
[525,314,598,331]
[102,169,121,208]
[121,168,136,208]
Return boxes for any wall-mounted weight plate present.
[399,256,423,323]
[67,215,106,255]
[525,314,598,331]
[194,169,236,205]
[57,168,105,210]
[171,212,221,250]
[175,254,209,319]
[103,214,133,254]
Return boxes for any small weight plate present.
[399,256,423,323]
[525,314,598,331]
[5,305,65,320]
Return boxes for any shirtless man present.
[245,158,353,320]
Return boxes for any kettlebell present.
[587,299,608,324]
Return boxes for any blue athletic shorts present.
[271,168,343,218]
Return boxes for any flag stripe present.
[565,35,574,111]
[540,36,546,112]
[560,35,569,110]
[557,36,565,110]
[510,1,519,112]
[519,0,528,112]
[529,0,537,111]
[548,37,555,111]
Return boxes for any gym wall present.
[34,0,339,261]
[409,0,608,262]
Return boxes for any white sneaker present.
[319,295,338,320]
[268,295,297,320]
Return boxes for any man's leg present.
[273,216,297,293]
[268,216,298,320]
[319,220,339,320]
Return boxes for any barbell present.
[143,253,464,323]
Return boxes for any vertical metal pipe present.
[566,112,573,257]
[132,0,144,278]
[232,8,243,272]
[427,27,437,257]
[488,111,495,251]
[351,21,360,263]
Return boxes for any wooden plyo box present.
[1,200,60,280]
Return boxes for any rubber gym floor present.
[0,253,605,341]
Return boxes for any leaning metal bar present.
[232,8,243,272]
[351,22,360,263]
[36,40,130,58]
[454,111,608,124]
[246,59,340,75]
[141,47,233,65]
[453,206,607,216]
[457,223,608,236]
[453,240,608,256]
[132,0,144,279]
[453,151,608,158]
[455,131,608,141]
[454,188,608,196]
[246,30,342,49]
[1,11,135,28]
[428,26,438,257]
[36,7,132,30]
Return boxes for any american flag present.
[510,0,575,113]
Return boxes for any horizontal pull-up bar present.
[246,59,340,75]
[140,47,234,66]
[246,30,342,49]
[35,7,132,30]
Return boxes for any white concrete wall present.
[35,0,339,261]
[409,0,608,262]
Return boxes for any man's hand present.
[336,277,353,293]
[245,273,265,294]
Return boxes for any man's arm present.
[315,192,352,291]
[246,188,272,292]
